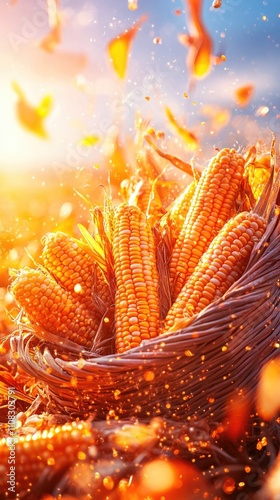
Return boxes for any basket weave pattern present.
[11,214,280,422]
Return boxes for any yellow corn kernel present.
[164,211,266,332]
[10,268,101,348]
[112,204,160,353]
[41,231,111,310]
[169,148,245,300]
[0,420,95,493]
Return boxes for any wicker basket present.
[11,214,280,422]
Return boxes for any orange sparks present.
[11,82,52,138]
[165,106,198,150]
[256,357,280,420]
[129,459,212,499]
[235,84,255,107]
[107,15,147,79]
[183,0,213,84]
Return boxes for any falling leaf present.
[107,15,147,79]
[182,0,213,86]
[47,0,59,27]
[36,95,52,118]
[165,106,198,150]
[256,357,280,420]
[40,22,61,52]
[80,135,100,147]
[11,82,52,138]
[235,84,254,107]
[201,104,231,132]
[40,0,61,52]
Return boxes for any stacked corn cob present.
[10,232,112,350]
[0,420,95,495]
[9,147,270,354]
[113,204,160,353]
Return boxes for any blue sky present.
[0,0,279,171]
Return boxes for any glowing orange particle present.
[223,477,236,494]
[256,358,280,420]
[235,84,254,107]
[144,370,155,382]
[141,460,176,492]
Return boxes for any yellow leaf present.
[80,135,100,147]
[36,95,53,118]
[107,15,147,79]
[78,224,106,271]
[12,81,52,138]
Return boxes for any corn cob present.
[41,231,111,310]
[169,148,245,300]
[10,268,101,348]
[164,211,266,332]
[112,204,160,353]
[0,420,95,496]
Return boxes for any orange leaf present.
[184,0,213,84]
[235,84,254,107]
[107,15,147,79]
[40,23,61,52]
[11,82,52,138]
[165,107,198,151]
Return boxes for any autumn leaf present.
[107,15,147,79]
[12,82,52,138]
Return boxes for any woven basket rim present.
[10,213,280,420]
